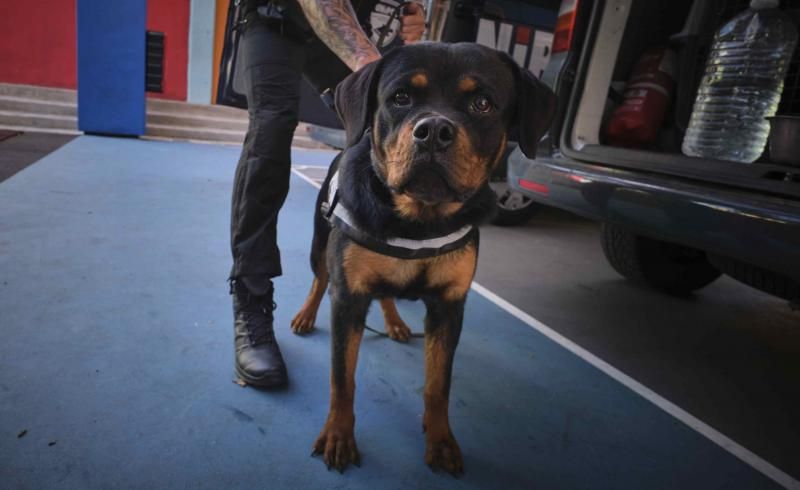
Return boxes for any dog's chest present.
[341,241,476,301]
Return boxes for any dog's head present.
[335,42,556,219]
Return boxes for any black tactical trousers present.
[230,18,348,294]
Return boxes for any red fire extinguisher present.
[606,47,677,148]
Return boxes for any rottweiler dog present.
[291,42,556,474]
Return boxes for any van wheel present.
[707,254,800,301]
[601,223,721,294]
[490,182,539,226]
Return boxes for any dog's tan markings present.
[291,251,328,334]
[457,76,477,92]
[343,243,418,294]
[393,193,425,220]
[423,328,463,474]
[343,242,475,298]
[451,127,492,191]
[380,298,412,342]
[426,243,476,301]
[411,72,428,88]
[491,133,509,171]
[393,194,465,222]
[340,327,363,398]
[313,326,363,470]
[439,201,464,217]
[384,122,415,188]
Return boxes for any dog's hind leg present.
[379,298,412,342]
[291,251,328,334]
[291,177,334,335]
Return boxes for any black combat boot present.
[231,279,287,387]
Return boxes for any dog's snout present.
[412,116,455,150]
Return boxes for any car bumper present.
[508,148,800,280]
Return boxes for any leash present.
[375,1,418,49]
[364,324,426,338]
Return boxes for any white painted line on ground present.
[470,282,798,490]
[291,167,324,188]
[291,166,799,490]
[292,164,331,169]
[290,145,342,153]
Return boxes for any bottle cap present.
[750,0,779,9]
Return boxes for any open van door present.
[508,0,800,300]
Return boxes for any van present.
[297,0,800,301]
[508,0,800,300]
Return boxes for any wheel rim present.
[490,182,534,211]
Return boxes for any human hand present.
[399,2,425,44]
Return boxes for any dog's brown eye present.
[393,91,412,107]
[472,95,493,113]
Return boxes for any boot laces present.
[231,279,277,346]
[243,300,277,345]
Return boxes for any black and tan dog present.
[290,42,555,474]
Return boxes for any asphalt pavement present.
[1,134,797,489]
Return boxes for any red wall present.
[147,0,190,101]
[0,0,189,101]
[0,1,78,89]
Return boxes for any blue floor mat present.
[0,136,782,489]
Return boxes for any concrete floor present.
[0,135,797,489]
[474,207,800,482]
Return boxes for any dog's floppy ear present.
[500,52,558,159]
[335,59,383,148]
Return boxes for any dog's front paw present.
[425,433,463,476]
[384,318,412,342]
[312,422,360,472]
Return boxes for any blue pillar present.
[77,0,147,136]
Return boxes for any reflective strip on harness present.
[326,170,475,259]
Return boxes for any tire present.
[707,254,800,301]
[601,223,722,295]
[489,182,539,226]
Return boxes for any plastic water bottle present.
[682,0,798,163]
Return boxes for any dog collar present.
[324,170,475,259]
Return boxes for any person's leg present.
[230,19,306,387]
[231,26,305,285]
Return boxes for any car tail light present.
[551,0,579,55]
[518,179,549,195]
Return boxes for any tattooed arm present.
[297,0,381,71]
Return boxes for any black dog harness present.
[323,170,476,259]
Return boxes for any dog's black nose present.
[412,116,455,150]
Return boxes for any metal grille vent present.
[146,31,164,93]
